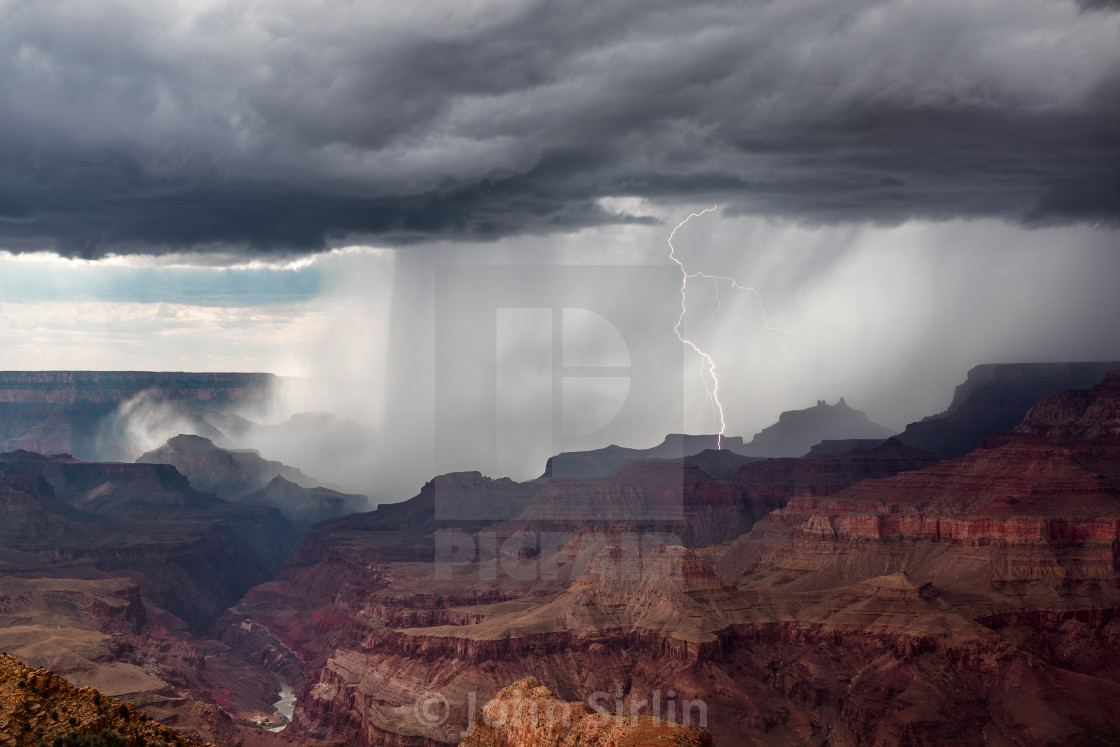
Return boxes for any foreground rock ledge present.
[0,652,207,747]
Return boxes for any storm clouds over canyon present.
[2,1,1120,744]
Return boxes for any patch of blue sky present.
[0,261,322,307]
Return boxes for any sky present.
[0,0,1118,496]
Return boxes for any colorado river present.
[268,679,296,732]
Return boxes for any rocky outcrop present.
[803,438,888,457]
[138,435,367,522]
[1015,369,1120,443]
[674,448,764,478]
[138,434,319,497]
[272,531,1120,745]
[741,398,895,458]
[214,437,942,745]
[0,653,207,746]
[285,472,541,565]
[506,442,940,549]
[459,677,713,746]
[0,449,227,519]
[728,437,941,504]
[542,402,896,477]
[511,462,762,547]
[281,439,935,577]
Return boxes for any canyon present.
[1,364,1119,744]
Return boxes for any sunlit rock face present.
[459,677,713,747]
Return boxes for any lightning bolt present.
[691,269,788,333]
[668,204,786,450]
[668,205,727,449]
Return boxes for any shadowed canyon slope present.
[138,435,368,523]
[895,361,1120,457]
[0,450,299,632]
[0,450,327,744]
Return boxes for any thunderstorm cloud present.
[1,0,1117,257]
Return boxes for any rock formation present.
[209,369,1120,745]
[541,399,895,478]
[138,435,367,523]
[0,522,330,744]
[740,398,895,458]
[0,653,206,746]
[541,434,753,480]
[802,438,889,457]
[896,361,1120,456]
[243,476,369,524]
[459,677,713,747]
[707,369,1120,742]
[138,434,318,498]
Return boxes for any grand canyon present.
[0,362,1119,745]
[3,1,1117,743]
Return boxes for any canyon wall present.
[896,361,1120,456]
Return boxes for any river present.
[268,678,296,732]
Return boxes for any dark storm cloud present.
[1076,0,1120,12]
[0,0,1117,257]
